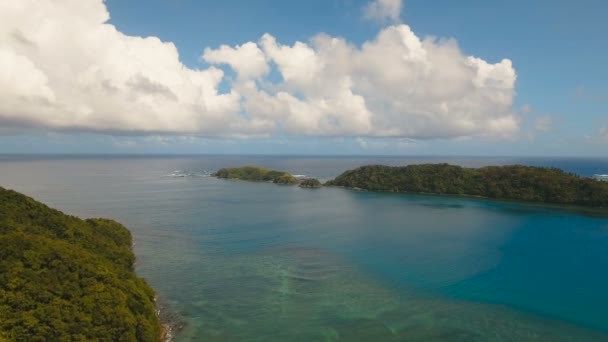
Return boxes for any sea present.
[1,155,608,341]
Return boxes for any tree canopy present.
[326,164,608,208]
[0,187,160,341]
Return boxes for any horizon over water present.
[1,155,608,341]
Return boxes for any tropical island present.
[213,164,608,208]
[326,164,608,208]
[213,166,325,189]
[0,187,161,341]
[213,166,298,185]
[299,178,323,188]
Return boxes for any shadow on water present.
[352,189,608,219]
[165,246,608,342]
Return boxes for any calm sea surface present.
[1,155,608,341]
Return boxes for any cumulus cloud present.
[0,0,265,137]
[204,25,518,139]
[0,0,519,140]
[203,42,269,80]
[363,0,403,23]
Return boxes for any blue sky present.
[0,0,606,155]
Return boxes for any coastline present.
[156,296,186,342]
[325,184,608,217]
[325,164,608,213]
[210,164,608,216]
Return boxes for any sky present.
[0,0,606,156]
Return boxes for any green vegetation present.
[326,164,608,208]
[213,166,298,185]
[274,174,299,185]
[0,187,160,341]
[299,178,322,188]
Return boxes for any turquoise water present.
[1,156,608,341]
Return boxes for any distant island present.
[212,163,608,208]
[299,178,322,188]
[213,166,298,185]
[326,164,608,208]
[0,187,161,341]
[213,166,321,188]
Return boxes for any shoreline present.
[156,296,186,342]
[325,184,608,217]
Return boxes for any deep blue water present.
[1,155,608,341]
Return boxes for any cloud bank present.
[0,0,518,140]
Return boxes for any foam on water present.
[164,169,213,178]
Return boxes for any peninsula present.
[326,164,608,208]
[0,187,161,341]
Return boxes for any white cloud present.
[205,25,518,139]
[0,0,519,140]
[363,0,403,24]
[203,42,269,80]
[0,0,260,136]
[357,137,416,150]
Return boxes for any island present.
[213,166,298,185]
[325,164,608,208]
[0,187,161,341]
[299,178,322,188]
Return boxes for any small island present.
[325,164,608,208]
[213,166,299,185]
[299,178,322,188]
[0,187,161,341]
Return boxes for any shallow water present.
[1,155,608,341]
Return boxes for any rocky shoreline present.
[156,297,187,342]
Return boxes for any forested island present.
[213,166,299,185]
[299,178,322,188]
[213,164,608,208]
[0,187,161,341]
[326,164,608,208]
[213,166,325,189]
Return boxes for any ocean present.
[1,155,608,341]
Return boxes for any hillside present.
[0,187,160,341]
[326,164,608,208]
